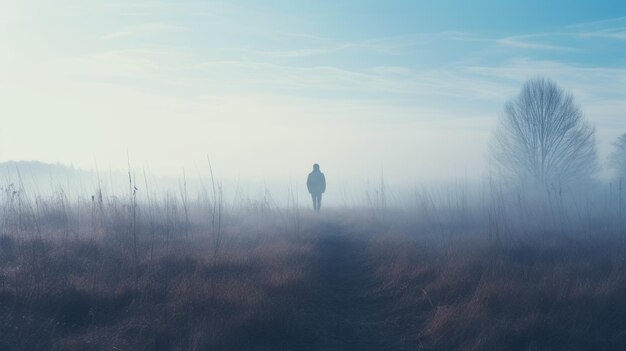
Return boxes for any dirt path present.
[306,223,413,350]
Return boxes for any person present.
[307,163,326,212]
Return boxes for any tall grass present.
[2,168,626,350]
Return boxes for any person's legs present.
[312,194,321,212]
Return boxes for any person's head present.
[313,163,320,171]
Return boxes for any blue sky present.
[1,0,626,184]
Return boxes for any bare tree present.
[609,133,626,179]
[491,78,597,187]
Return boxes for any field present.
[4,0,626,349]
[2,184,626,351]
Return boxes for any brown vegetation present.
[371,233,626,350]
[1,186,626,350]
[0,222,317,350]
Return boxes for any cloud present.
[469,58,626,94]
[209,46,358,59]
[203,30,488,62]
[497,16,626,51]
[192,59,512,102]
[576,29,626,40]
[496,35,572,50]
[100,22,188,40]
[492,16,626,57]
[564,16,626,31]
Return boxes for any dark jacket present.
[307,171,326,194]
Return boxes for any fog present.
[5,2,626,349]
[2,0,626,237]
[3,1,626,190]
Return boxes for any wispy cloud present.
[576,29,626,40]
[210,45,361,59]
[201,31,488,63]
[496,16,626,51]
[100,22,188,40]
[496,35,572,50]
[564,16,626,30]
[192,59,513,103]
[470,59,626,86]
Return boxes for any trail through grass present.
[306,221,414,350]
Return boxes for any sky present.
[1,0,626,187]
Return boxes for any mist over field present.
[3,1,626,350]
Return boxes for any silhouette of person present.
[307,163,326,212]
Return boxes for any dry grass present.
[2,190,626,350]
[0,230,316,351]
[369,233,626,350]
